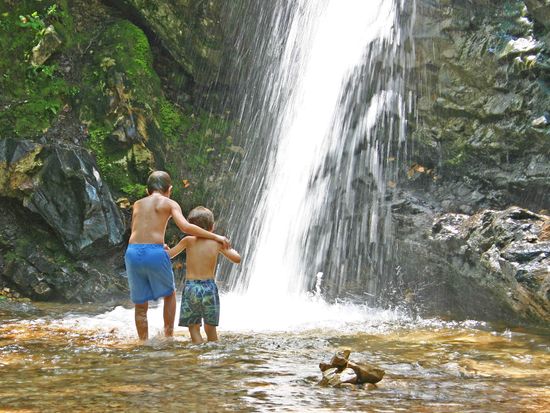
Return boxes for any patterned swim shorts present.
[178,279,220,327]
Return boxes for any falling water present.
[221,0,415,306]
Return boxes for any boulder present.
[430,207,550,322]
[0,138,125,256]
[0,201,128,302]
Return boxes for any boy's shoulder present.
[191,237,220,249]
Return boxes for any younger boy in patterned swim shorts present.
[168,206,241,344]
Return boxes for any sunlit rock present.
[347,361,385,384]
[31,25,62,66]
[498,37,541,60]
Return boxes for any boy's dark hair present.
[147,171,171,194]
[188,206,214,230]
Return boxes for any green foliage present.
[169,110,232,210]
[17,11,46,34]
[121,183,147,200]
[158,97,190,142]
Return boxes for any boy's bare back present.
[184,237,222,280]
[129,193,179,244]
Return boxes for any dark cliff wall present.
[391,0,549,324]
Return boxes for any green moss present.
[0,2,73,138]
[168,110,232,210]
[78,19,166,194]
[87,124,132,191]
[121,183,147,200]
[158,97,191,142]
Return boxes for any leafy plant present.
[17,11,46,34]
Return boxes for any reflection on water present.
[1,299,549,412]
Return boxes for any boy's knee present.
[135,303,148,312]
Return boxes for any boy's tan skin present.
[129,183,229,341]
[169,226,240,344]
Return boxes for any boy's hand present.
[215,235,231,249]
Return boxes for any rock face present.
[0,198,127,302]
[430,207,550,321]
[385,0,550,324]
[104,0,224,85]
[410,0,550,213]
[0,0,236,303]
[0,137,128,301]
[0,138,125,256]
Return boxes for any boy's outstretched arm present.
[170,202,230,249]
[220,247,241,264]
[168,237,189,259]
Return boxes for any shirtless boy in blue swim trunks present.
[125,171,230,341]
[168,206,241,344]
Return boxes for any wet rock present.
[330,350,351,368]
[532,116,548,128]
[0,138,125,256]
[339,368,358,384]
[347,361,385,384]
[31,25,62,66]
[430,207,550,322]
[498,37,541,60]
[319,350,385,387]
[320,368,341,387]
[0,204,128,303]
[483,94,523,117]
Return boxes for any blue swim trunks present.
[179,279,220,327]
[124,244,175,304]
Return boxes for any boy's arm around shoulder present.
[220,246,241,264]
[169,201,231,249]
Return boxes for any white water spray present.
[224,0,413,304]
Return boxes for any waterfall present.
[220,0,415,306]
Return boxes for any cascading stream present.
[221,0,414,307]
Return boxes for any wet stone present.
[319,350,385,387]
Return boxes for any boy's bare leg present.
[135,303,149,341]
[163,291,176,337]
[188,324,204,344]
[204,324,218,342]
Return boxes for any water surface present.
[1,298,548,412]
